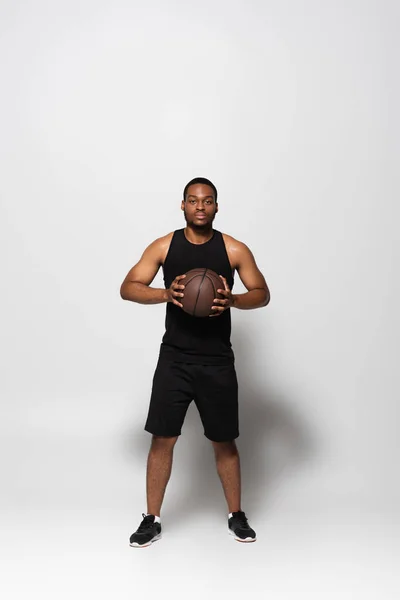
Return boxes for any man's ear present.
[181,200,185,211]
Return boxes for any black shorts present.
[144,357,239,442]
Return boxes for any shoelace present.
[137,513,156,532]
[233,511,249,528]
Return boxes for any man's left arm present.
[210,241,270,315]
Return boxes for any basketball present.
[181,268,225,317]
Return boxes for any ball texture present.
[181,268,225,317]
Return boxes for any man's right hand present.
[166,274,186,308]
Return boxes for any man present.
[120,177,270,547]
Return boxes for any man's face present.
[181,183,218,227]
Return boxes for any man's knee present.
[150,435,179,451]
[211,439,238,457]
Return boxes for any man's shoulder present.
[221,233,252,269]
[221,232,249,252]
[155,231,175,245]
[153,231,177,264]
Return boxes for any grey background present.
[1,0,399,598]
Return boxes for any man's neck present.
[183,226,214,245]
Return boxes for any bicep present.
[121,241,162,287]
[236,244,269,292]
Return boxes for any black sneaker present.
[228,510,257,543]
[129,513,162,548]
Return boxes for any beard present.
[183,208,216,228]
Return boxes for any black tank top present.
[159,228,235,365]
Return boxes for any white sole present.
[129,533,162,548]
[229,529,257,543]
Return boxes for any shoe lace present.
[234,511,249,528]
[137,513,156,532]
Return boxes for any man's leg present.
[211,439,241,513]
[146,435,179,516]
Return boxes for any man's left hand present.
[209,275,235,317]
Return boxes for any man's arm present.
[120,238,167,304]
[230,240,270,310]
[120,234,186,307]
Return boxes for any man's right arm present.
[120,236,185,307]
[120,238,168,304]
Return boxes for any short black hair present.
[183,177,218,203]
